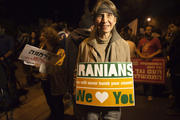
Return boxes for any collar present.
[87,27,122,47]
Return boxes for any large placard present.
[132,58,166,84]
[18,44,60,65]
[76,62,135,107]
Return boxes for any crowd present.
[120,19,180,116]
[0,0,180,120]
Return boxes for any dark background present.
[0,0,180,34]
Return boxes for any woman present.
[39,26,66,120]
[75,0,131,120]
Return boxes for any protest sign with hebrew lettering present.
[76,62,135,107]
[132,58,165,84]
[18,44,60,66]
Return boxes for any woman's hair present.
[92,0,119,20]
[41,26,59,46]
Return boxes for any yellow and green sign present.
[76,62,135,107]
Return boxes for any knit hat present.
[96,3,114,15]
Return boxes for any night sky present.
[0,0,86,25]
[0,0,180,29]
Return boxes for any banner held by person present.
[76,62,135,107]
[132,58,165,84]
[18,44,62,66]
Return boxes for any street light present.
[147,17,151,22]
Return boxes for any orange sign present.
[76,62,135,107]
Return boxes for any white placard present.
[18,44,58,66]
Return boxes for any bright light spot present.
[147,17,151,22]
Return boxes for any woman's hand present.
[34,63,40,68]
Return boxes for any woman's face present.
[40,32,46,42]
[95,12,116,34]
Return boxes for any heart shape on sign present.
[95,92,109,103]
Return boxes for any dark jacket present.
[44,48,66,96]
[63,28,91,93]
[169,30,180,75]
[47,62,66,95]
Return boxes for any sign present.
[128,18,138,35]
[132,58,166,84]
[18,44,60,66]
[76,62,135,107]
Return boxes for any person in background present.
[16,32,30,55]
[162,23,178,59]
[136,25,162,101]
[152,28,161,40]
[57,31,67,50]
[75,0,130,119]
[126,39,136,58]
[63,0,95,118]
[121,27,137,58]
[0,25,20,108]
[52,22,69,50]
[160,24,177,99]
[135,27,145,46]
[167,22,180,115]
[38,26,66,120]
[24,31,40,86]
[30,31,40,47]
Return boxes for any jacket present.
[63,28,91,93]
[46,49,66,96]
[77,28,131,63]
[169,30,180,75]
